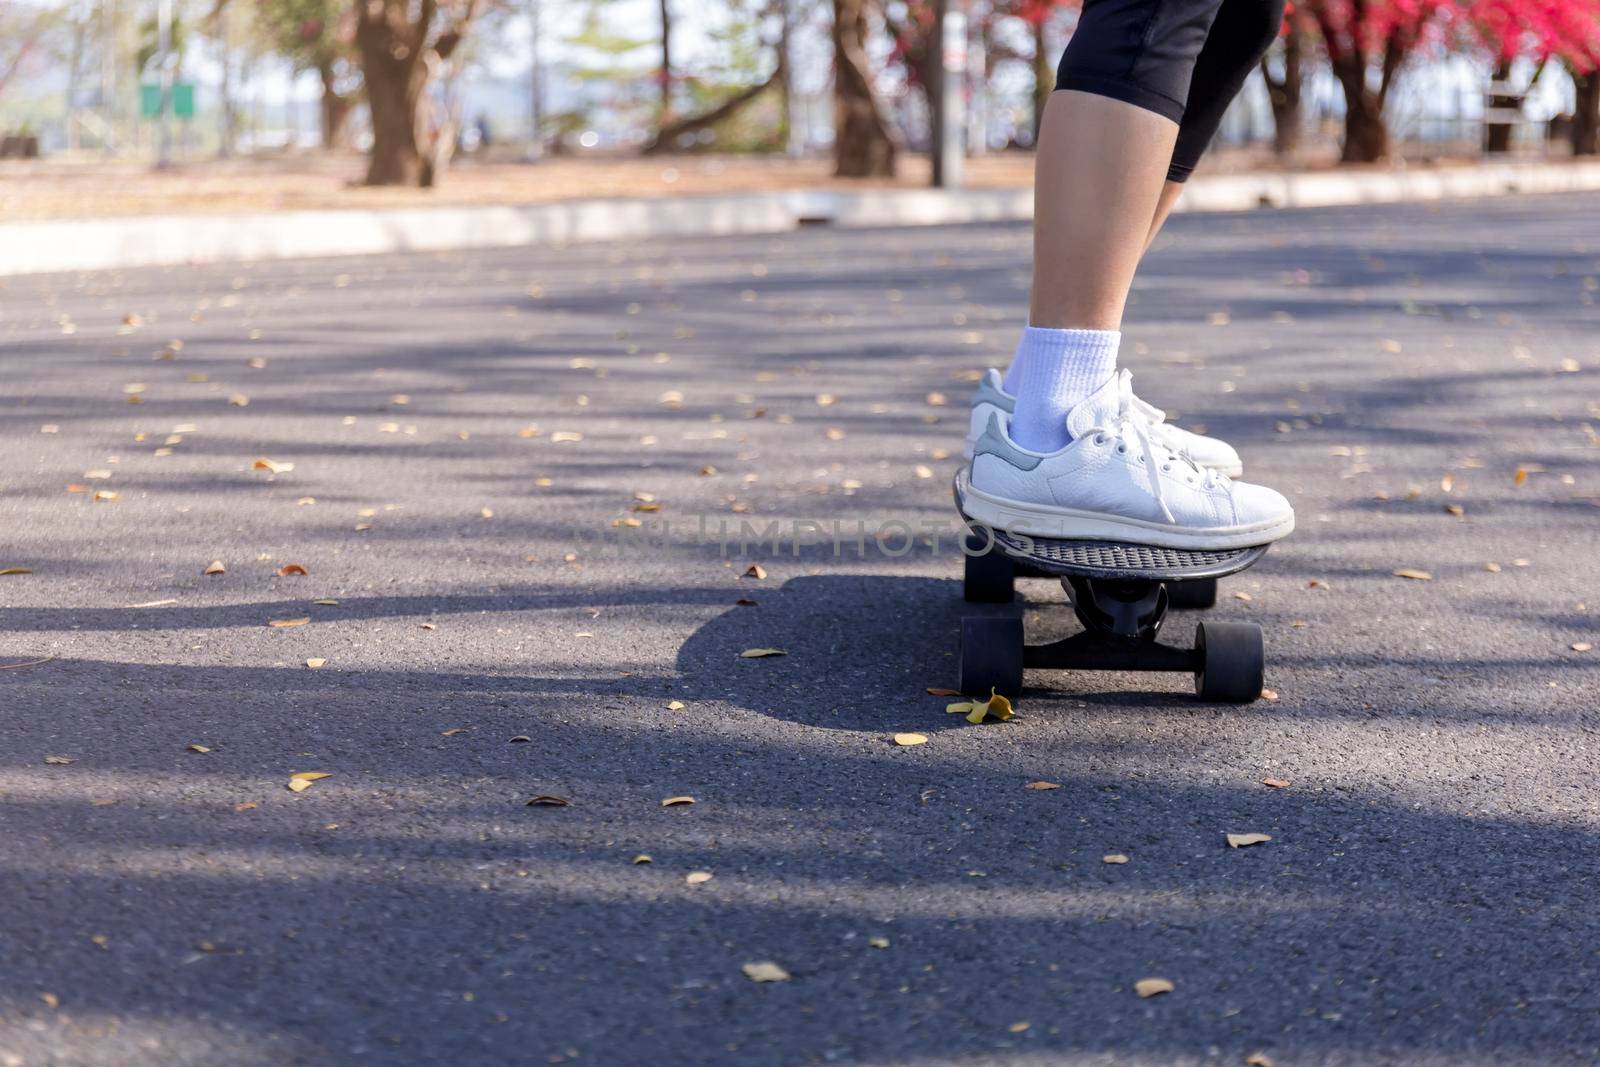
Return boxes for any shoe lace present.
[1092,370,1226,525]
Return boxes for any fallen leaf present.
[228,394,250,407]
[926,686,961,696]
[276,563,308,577]
[1392,569,1433,581]
[1445,504,1465,517]
[480,506,494,519]
[741,961,790,983]
[666,700,686,710]
[186,744,211,754]
[510,735,532,743]
[44,755,76,765]
[305,658,327,669]
[893,733,928,747]
[869,936,890,949]
[40,993,59,1009]
[1233,591,1253,602]
[550,431,583,443]
[526,795,572,807]
[252,458,293,474]
[93,490,119,502]
[1226,832,1272,848]
[0,566,33,575]
[1024,781,1061,791]
[1308,579,1330,589]
[1484,562,1502,573]
[270,617,310,628]
[1135,977,1174,998]
[1514,467,1528,486]
[632,854,652,864]
[1263,777,1291,789]
[946,688,1015,724]
[1260,688,1279,701]
[1246,1053,1277,1067]
[1103,854,1129,864]
[287,771,331,793]
[662,796,696,807]
[314,598,339,606]
[234,802,257,813]
[742,564,767,579]
[685,871,713,885]
[126,599,177,608]
[441,727,469,736]
[914,465,934,479]
[1572,642,1594,653]
[740,648,786,658]
[1008,1022,1030,1033]
[203,560,226,576]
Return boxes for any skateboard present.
[954,475,1270,703]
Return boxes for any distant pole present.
[931,0,966,188]
[156,0,173,166]
[526,0,543,159]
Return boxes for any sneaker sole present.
[958,473,1294,551]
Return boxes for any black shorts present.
[1055,0,1285,181]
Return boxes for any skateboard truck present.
[957,527,1272,704]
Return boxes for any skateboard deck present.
[953,473,1272,703]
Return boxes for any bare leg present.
[1144,180,1185,254]
[1029,91,1179,331]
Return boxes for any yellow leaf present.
[868,936,890,949]
[666,700,686,710]
[1514,467,1528,486]
[277,563,308,576]
[893,733,928,747]
[1226,832,1272,848]
[252,458,292,474]
[1245,1054,1276,1067]
[480,507,495,519]
[685,871,713,885]
[305,658,327,669]
[1135,977,1174,998]
[186,744,211,753]
[1103,854,1129,864]
[315,599,340,606]
[632,854,652,864]
[203,560,226,575]
[270,617,311,629]
[1263,777,1291,789]
[441,727,469,736]
[525,795,572,807]
[0,567,33,575]
[926,686,961,696]
[947,689,1014,724]
[1008,1022,1030,1033]
[93,490,119,502]
[914,465,933,479]
[1024,781,1060,791]
[741,961,790,983]
[550,431,583,443]
[742,564,767,579]
[1392,569,1433,581]
[740,648,786,658]
[661,796,695,807]
[44,755,76,765]
[1260,688,1279,701]
[1572,642,1593,653]
[228,394,249,406]
[287,771,331,793]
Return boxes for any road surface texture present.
[2,194,1597,1067]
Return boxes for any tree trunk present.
[354,2,428,186]
[1484,60,1515,154]
[832,0,895,177]
[317,60,352,150]
[1031,17,1050,145]
[1573,71,1600,157]
[645,57,783,154]
[658,0,673,121]
[1331,59,1388,163]
[1261,24,1303,157]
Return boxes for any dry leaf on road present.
[1226,832,1272,848]
[1025,781,1061,791]
[277,563,308,576]
[893,733,928,747]
[1103,854,1129,864]
[739,648,786,658]
[661,796,695,807]
[526,795,572,807]
[186,744,211,753]
[270,617,310,629]
[1135,977,1174,998]
[741,961,791,983]
[685,871,713,885]
[946,689,1014,724]
[287,772,331,793]
[203,560,226,575]
[1263,777,1291,789]
[1392,569,1433,581]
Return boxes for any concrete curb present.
[4,159,1599,277]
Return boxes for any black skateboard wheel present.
[1167,578,1219,610]
[959,616,1024,698]
[963,533,1015,603]
[1193,620,1265,703]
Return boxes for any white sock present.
[1006,326,1120,452]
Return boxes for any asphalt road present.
[1,193,1597,1067]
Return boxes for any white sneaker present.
[965,368,1244,477]
[963,370,1294,550]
